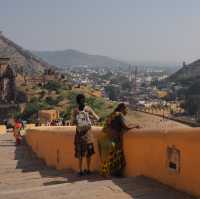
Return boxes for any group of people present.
[71,94,140,177]
[45,119,64,126]
[36,119,65,127]
[11,93,139,177]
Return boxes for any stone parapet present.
[0,125,6,134]
[26,126,200,197]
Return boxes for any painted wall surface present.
[26,126,102,171]
[26,124,35,129]
[38,110,59,124]
[0,125,6,134]
[123,128,200,197]
[26,126,200,197]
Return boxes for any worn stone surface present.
[0,61,16,103]
[0,133,196,199]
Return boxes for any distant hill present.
[33,49,129,68]
[168,59,200,83]
[0,32,54,74]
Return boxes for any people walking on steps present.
[98,103,140,177]
[71,94,100,176]
[14,119,22,145]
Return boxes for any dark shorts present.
[75,142,95,158]
[74,132,95,158]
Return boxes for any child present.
[71,94,99,176]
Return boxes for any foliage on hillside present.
[16,81,116,123]
[60,90,117,123]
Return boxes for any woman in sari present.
[98,103,140,177]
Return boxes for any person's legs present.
[85,143,95,174]
[86,156,91,172]
[111,148,125,177]
[78,157,83,175]
[77,143,85,176]
[75,133,85,176]
[16,134,21,145]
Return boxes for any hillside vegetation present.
[16,81,116,123]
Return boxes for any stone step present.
[0,169,72,180]
[0,156,39,162]
[0,181,75,198]
[0,164,49,174]
[0,176,70,192]
[0,158,44,165]
[0,160,46,170]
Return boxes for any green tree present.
[45,96,58,106]
[22,101,49,122]
[105,85,119,101]
[44,80,61,91]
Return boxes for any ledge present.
[26,126,200,197]
[0,125,6,134]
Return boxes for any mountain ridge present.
[168,59,200,83]
[0,32,55,74]
[33,49,129,68]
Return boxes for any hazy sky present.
[1,0,200,65]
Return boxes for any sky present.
[1,0,200,65]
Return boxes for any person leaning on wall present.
[98,103,141,177]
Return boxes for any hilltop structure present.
[0,57,17,122]
[0,57,16,103]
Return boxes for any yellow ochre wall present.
[26,126,102,171]
[0,125,6,134]
[38,110,59,124]
[26,126,200,197]
[124,128,200,197]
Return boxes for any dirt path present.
[126,111,190,129]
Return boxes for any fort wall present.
[26,126,200,197]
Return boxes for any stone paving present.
[0,133,196,199]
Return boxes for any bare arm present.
[70,110,77,125]
[86,106,100,121]
[119,114,140,130]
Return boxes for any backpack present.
[76,109,92,132]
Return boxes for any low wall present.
[0,125,6,134]
[25,126,102,171]
[26,126,200,197]
[124,128,200,197]
[26,123,35,129]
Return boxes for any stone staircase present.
[0,133,196,199]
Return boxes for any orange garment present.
[14,122,21,140]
